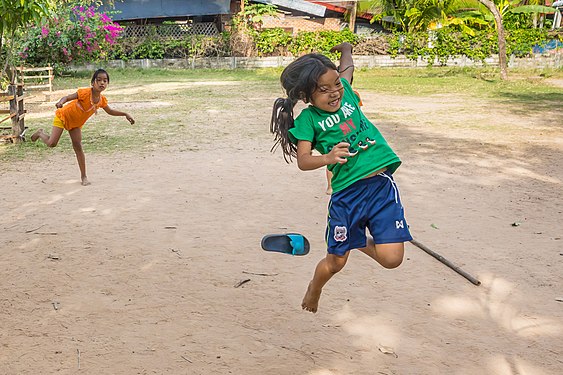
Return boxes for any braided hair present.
[270,53,337,162]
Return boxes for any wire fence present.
[121,23,220,39]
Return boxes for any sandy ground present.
[1,79,562,375]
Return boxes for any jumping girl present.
[270,43,412,313]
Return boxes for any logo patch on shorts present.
[334,226,347,242]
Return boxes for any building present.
[103,0,231,36]
[253,0,381,34]
[103,1,379,35]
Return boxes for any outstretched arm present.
[55,92,78,108]
[103,105,135,124]
[331,43,354,83]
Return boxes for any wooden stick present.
[242,271,279,277]
[410,239,481,286]
[234,279,251,288]
[25,223,46,233]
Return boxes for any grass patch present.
[353,67,563,99]
[1,66,561,162]
[54,68,280,90]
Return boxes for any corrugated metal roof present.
[105,0,231,21]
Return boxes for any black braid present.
[270,97,297,162]
[270,53,337,163]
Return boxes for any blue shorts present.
[326,172,412,256]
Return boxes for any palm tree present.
[359,0,508,79]
[406,0,489,33]
[358,0,490,32]
[478,0,508,79]
[496,0,556,28]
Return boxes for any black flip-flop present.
[261,233,310,256]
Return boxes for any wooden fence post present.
[7,84,26,143]
[15,84,25,140]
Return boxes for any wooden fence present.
[0,84,26,144]
[16,65,53,100]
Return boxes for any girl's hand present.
[55,99,65,108]
[326,142,350,165]
[330,43,353,54]
[126,114,135,125]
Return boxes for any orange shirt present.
[353,90,363,107]
[55,88,108,130]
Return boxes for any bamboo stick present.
[410,239,481,286]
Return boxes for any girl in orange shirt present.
[31,69,135,186]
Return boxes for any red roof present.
[310,1,374,20]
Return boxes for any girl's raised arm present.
[331,43,354,83]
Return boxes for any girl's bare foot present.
[31,129,43,142]
[301,282,322,313]
[81,177,91,186]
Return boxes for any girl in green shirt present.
[270,43,412,313]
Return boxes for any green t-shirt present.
[289,78,401,193]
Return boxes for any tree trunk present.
[478,0,508,80]
[349,1,357,32]
[8,84,25,143]
[1,30,17,84]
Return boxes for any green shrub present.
[385,28,554,64]
[288,29,359,57]
[17,4,122,70]
[254,28,291,56]
[17,16,557,69]
[107,33,232,60]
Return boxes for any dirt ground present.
[1,77,562,375]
